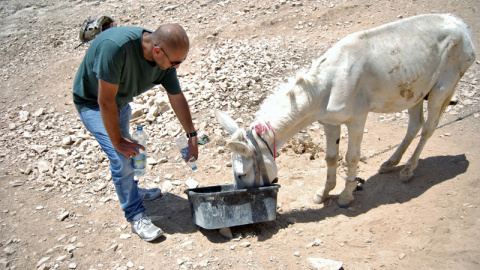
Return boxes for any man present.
[73,24,198,242]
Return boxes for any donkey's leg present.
[313,124,340,204]
[400,71,460,182]
[338,119,366,207]
[379,101,424,173]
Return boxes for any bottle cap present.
[137,125,143,130]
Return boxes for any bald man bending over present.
[73,24,198,242]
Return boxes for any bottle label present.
[132,153,146,170]
[180,147,188,159]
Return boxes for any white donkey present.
[216,14,476,207]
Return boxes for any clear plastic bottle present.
[176,136,197,171]
[132,125,147,176]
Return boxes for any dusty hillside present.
[0,0,479,269]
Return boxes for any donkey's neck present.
[254,111,318,148]
[253,77,324,148]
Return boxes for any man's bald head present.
[152,24,189,53]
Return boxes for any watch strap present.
[186,130,197,138]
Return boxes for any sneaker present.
[131,212,163,242]
[138,187,161,201]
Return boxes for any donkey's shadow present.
[145,154,468,243]
[225,154,469,242]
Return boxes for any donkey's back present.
[318,13,475,119]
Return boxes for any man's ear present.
[152,45,161,57]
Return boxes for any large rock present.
[306,257,343,270]
[37,160,52,173]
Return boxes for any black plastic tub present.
[184,184,281,229]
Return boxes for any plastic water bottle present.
[176,137,197,171]
[132,125,147,176]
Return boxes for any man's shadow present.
[145,154,469,243]
[143,192,198,233]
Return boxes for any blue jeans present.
[77,104,145,222]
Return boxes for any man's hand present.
[113,137,146,159]
[185,136,198,162]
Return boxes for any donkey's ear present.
[226,130,254,157]
[215,110,240,134]
[227,140,254,157]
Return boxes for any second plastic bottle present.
[132,125,147,176]
[176,137,197,171]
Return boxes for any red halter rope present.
[252,122,276,161]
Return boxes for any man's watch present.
[186,130,197,138]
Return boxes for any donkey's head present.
[215,110,278,189]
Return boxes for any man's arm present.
[167,92,198,161]
[98,79,144,158]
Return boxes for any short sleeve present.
[93,40,125,85]
[160,68,182,95]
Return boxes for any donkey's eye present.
[236,173,246,179]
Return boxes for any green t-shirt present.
[73,26,182,110]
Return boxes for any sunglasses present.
[154,44,186,68]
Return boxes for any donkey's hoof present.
[313,194,325,204]
[337,198,352,208]
[400,174,414,183]
[399,168,414,182]
[379,162,395,174]
[313,187,329,204]
[313,193,329,204]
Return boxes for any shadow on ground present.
[144,154,469,243]
[228,154,469,241]
[144,192,197,235]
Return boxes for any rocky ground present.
[0,0,480,269]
